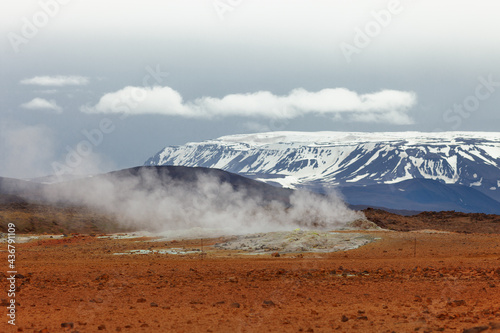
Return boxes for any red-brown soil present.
[1,230,499,333]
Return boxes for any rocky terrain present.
[363,209,500,234]
[213,229,377,254]
[1,230,499,332]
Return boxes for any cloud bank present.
[20,75,89,86]
[20,98,62,113]
[81,87,416,124]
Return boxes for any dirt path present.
[1,231,499,332]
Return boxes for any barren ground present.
[1,230,499,333]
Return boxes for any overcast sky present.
[1,0,500,178]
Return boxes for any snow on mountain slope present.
[145,131,500,201]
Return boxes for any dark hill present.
[339,178,500,215]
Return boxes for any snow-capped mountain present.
[145,131,500,203]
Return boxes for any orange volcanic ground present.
[1,230,500,333]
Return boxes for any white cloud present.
[21,98,63,113]
[20,75,89,86]
[81,86,416,124]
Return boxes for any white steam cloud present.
[45,168,363,235]
[0,122,55,179]
[81,86,416,124]
[20,75,89,87]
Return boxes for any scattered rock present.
[449,299,466,307]
[272,252,280,257]
[96,274,109,282]
[489,322,500,330]
[137,298,147,303]
[341,315,349,322]
[462,326,489,333]
[230,302,240,308]
[228,276,238,283]
[150,302,158,307]
[263,300,275,307]
[190,300,204,305]
[97,325,106,330]
[61,322,74,328]
[436,312,448,320]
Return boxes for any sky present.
[1,0,500,179]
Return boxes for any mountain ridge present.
[145,131,500,212]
